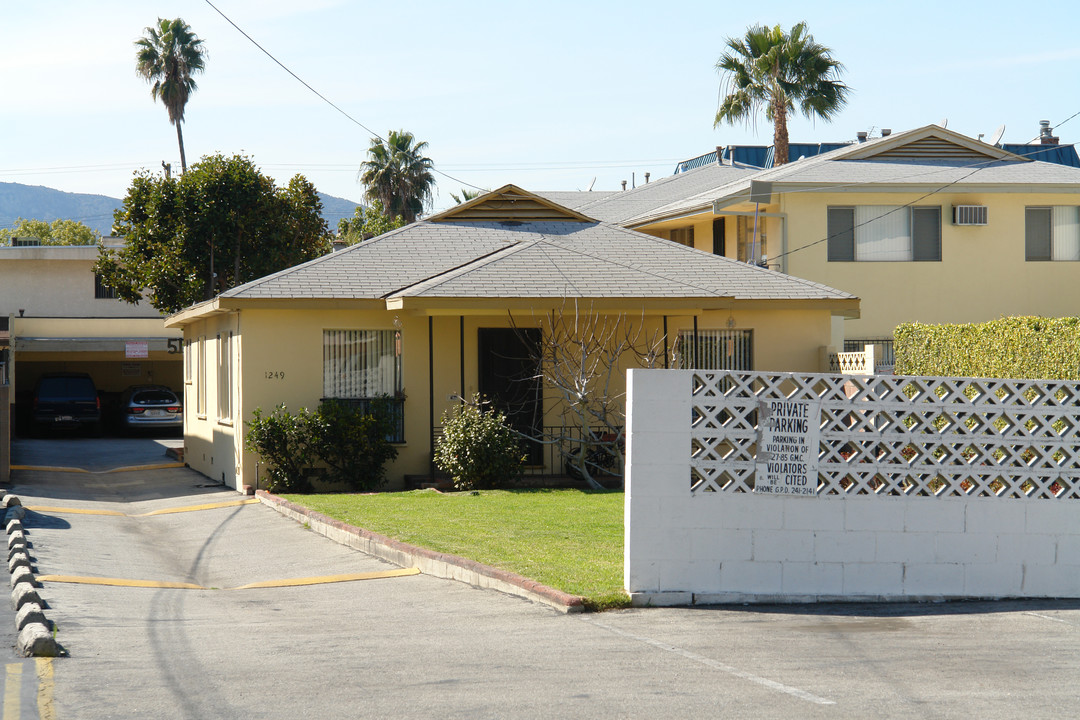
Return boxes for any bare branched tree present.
[511,302,668,490]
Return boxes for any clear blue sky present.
[2,0,1079,216]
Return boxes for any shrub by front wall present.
[895,316,1080,379]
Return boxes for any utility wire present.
[202,0,486,193]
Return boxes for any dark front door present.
[477,328,542,464]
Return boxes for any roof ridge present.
[383,237,530,298]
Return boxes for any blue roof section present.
[676,142,1080,174]
[676,142,851,173]
[1002,144,1080,167]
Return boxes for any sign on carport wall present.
[754,399,820,496]
[125,341,148,359]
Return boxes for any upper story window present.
[737,215,768,264]
[669,227,694,248]
[94,273,118,299]
[828,206,941,262]
[1025,207,1080,261]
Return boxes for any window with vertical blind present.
[217,332,232,422]
[676,329,753,370]
[196,336,206,417]
[737,215,768,264]
[1026,206,1080,261]
[323,330,402,398]
[828,206,941,261]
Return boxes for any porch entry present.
[477,328,542,464]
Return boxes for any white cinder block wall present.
[624,369,1080,606]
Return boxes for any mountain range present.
[0,181,361,236]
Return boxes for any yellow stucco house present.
[550,124,1080,369]
[166,186,858,491]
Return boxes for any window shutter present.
[911,207,941,261]
[827,208,855,261]
[1026,208,1052,261]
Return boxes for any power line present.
[202,0,486,193]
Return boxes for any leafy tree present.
[136,17,207,173]
[714,22,849,166]
[450,188,482,205]
[1,218,100,246]
[358,130,435,223]
[336,200,405,245]
[96,153,331,313]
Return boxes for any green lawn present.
[280,488,628,610]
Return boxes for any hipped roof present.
[167,185,857,325]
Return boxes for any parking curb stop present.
[16,622,59,658]
[3,495,63,656]
[12,583,42,611]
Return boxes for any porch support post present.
[459,316,465,401]
[693,315,699,368]
[429,316,435,481]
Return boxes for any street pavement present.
[4,439,1080,718]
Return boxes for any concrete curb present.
[256,491,586,614]
[2,497,62,657]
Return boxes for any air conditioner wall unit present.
[953,205,988,226]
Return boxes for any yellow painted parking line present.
[25,498,260,518]
[25,506,126,517]
[11,462,184,474]
[230,568,422,589]
[134,498,261,516]
[3,663,21,720]
[35,567,421,590]
[35,658,55,720]
[37,575,207,590]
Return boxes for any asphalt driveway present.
[5,443,1080,719]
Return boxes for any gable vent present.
[953,205,988,226]
[875,137,998,160]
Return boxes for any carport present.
[9,318,182,433]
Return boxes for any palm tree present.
[450,188,483,204]
[714,22,849,166]
[358,130,435,223]
[135,18,206,173]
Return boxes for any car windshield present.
[38,377,96,400]
[133,390,177,405]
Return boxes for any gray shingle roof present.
[536,162,756,224]
[223,219,853,303]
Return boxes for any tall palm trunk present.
[176,122,188,173]
[772,95,790,166]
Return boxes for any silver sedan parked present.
[120,385,183,433]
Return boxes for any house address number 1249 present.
[265,371,285,380]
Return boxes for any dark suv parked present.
[32,373,102,436]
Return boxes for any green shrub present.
[245,404,319,493]
[312,399,398,491]
[246,400,399,493]
[895,316,1080,379]
[435,396,525,490]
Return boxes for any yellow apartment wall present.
[13,317,177,338]
[781,190,1080,339]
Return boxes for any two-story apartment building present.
[0,237,181,428]
[554,124,1080,368]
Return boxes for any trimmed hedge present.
[894,317,1080,379]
